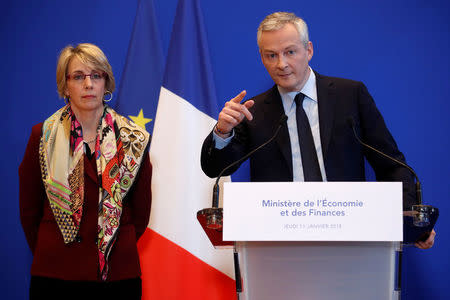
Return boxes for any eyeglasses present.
[66,71,107,82]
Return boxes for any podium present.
[197,182,436,300]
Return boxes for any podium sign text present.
[223,182,402,241]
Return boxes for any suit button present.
[75,236,82,243]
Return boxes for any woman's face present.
[65,56,106,114]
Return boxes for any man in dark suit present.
[200,12,435,249]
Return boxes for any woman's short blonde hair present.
[56,43,115,98]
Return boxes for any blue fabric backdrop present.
[1,0,448,299]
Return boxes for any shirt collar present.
[278,67,317,111]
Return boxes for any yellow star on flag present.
[129,109,152,130]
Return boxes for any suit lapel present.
[316,72,336,159]
[263,86,293,177]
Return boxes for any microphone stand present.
[199,115,287,230]
[197,115,287,299]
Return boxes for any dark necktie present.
[294,93,323,181]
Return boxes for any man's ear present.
[307,41,314,62]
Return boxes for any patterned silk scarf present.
[39,104,150,280]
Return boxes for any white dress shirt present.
[278,69,327,181]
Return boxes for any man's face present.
[259,23,313,92]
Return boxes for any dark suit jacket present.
[19,123,152,281]
[201,72,416,210]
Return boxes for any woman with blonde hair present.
[19,43,152,299]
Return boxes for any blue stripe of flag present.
[162,0,218,118]
[115,0,164,134]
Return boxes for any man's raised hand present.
[215,90,255,138]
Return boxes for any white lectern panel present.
[237,241,399,300]
[224,182,402,241]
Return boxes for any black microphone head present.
[279,114,288,124]
[346,116,355,128]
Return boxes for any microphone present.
[347,116,438,243]
[346,117,422,204]
[212,114,288,208]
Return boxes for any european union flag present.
[114,0,164,135]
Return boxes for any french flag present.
[130,0,235,299]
